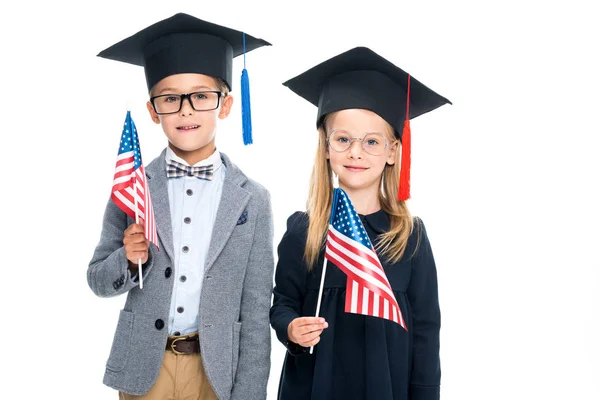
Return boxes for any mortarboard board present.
[97,13,270,144]
[283,46,451,200]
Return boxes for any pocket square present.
[236,210,248,225]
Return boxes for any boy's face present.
[146,73,233,165]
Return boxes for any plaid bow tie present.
[166,160,214,180]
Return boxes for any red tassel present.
[398,119,411,201]
[397,74,412,201]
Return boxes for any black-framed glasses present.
[150,91,223,115]
[327,129,390,156]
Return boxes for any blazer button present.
[155,319,164,330]
[186,189,193,196]
[184,217,191,224]
[182,246,189,253]
[165,267,172,278]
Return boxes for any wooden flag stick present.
[310,174,339,354]
[134,180,143,289]
[310,254,328,355]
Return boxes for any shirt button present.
[182,246,189,253]
[155,319,164,330]
[186,189,193,196]
[180,275,187,283]
[184,217,191,224]
[165,267,172,278]
[177,307,184,313]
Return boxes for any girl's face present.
[326,109,398,194]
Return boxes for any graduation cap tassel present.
[241,32,253,145]
[398,74,412,201]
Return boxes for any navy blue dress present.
[270,210,441,400]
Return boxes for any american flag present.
[325,188,406,329]
[111,111,159,250]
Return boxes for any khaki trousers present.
[119,350,218,400]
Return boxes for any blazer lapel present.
[205,153,250,273]
[145,150,175,262]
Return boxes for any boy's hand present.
[123,219,149,270]
[287,317,329,347]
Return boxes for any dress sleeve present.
[270,212,311,355]
[407,218,441,400]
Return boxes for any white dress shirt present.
[165,147,226,335]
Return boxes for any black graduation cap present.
[97,13,270,92]
[97,13,271,145]
[283,47,450,137]
[283,47,451,200]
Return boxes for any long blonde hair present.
[304,115,415,269]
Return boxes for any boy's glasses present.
[150,91,223,115]
[327,129,390,156]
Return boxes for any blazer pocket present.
[231,211,252,238]
[232,321,242,383]
[106,309,134,373]
[230,220,253,238]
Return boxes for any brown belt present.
[165,333,200,355]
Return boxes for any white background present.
[1,0,599,398]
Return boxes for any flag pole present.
[134,183,143,289]
[129,107,143,290]
[310,173,339,354]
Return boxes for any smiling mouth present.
[177,125,199,131]
[344,166,368,172]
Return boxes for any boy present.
[88,13,273,400]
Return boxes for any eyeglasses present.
[150,91,223,115]
[327,129,390,156]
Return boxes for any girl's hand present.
[287,317,329,347]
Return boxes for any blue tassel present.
[241,68,252,145]
[241,32,252,145]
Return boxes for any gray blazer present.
[88,150,274,399]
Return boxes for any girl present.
[270,47,451,400]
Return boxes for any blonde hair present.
[214,77,230,96]
[304,114,415,269]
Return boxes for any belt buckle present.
[170,336,186,355]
